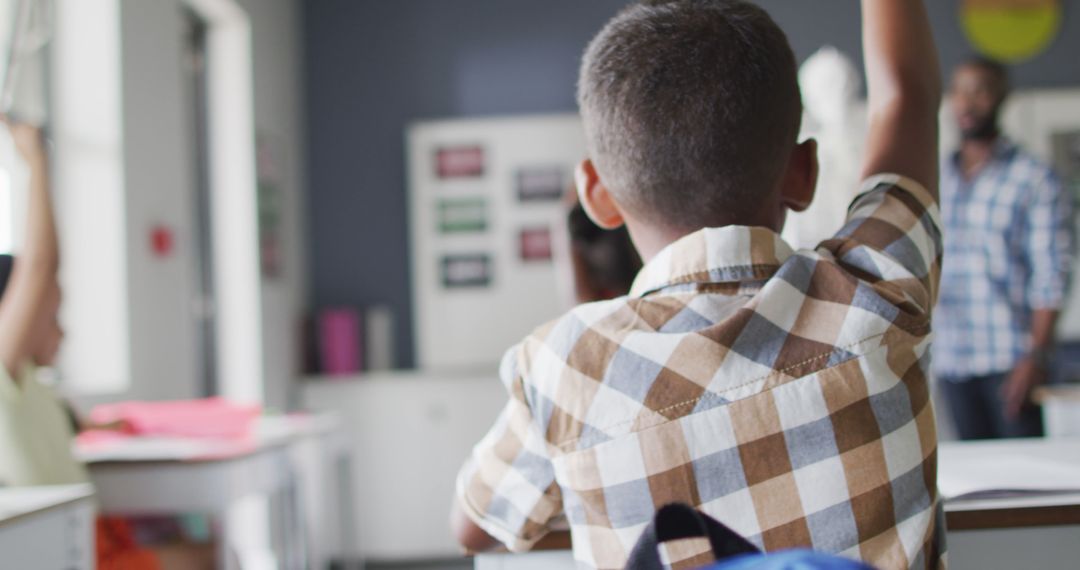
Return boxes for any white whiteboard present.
[407,114,586,370]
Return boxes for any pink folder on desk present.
[88,397,261,439]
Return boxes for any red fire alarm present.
[150,225,174,258]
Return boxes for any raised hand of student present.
[0,119,60,377]
[859,0,941,196]
[8,121,46,170]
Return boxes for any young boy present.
[453,1,944,568]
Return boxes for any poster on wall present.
[516,166,567,202]
[409,114,587,369]
[519,227,554,262]
[436,145,485,179]
[257,133,284,279]
[961,0,1062,63]
[437,197,488,233]
[441,254,492,289]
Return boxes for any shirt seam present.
[638,263,782,297]
[552,332,886,451]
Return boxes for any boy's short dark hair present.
[578,0,802,230]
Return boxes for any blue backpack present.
[625,504,876,570]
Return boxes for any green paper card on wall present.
[437,197,488,234]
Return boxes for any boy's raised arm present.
[0,123,58,377]
[860,0,941,199]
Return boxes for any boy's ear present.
[780,139,819,213]
[575,159,625,230]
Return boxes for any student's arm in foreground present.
[0,123,58,377]
[859,0,941,197]
[451,350,563,554]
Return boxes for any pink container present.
[319,307,362,376]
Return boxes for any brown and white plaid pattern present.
[457,174,946,569]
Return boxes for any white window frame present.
[183,0,264,405]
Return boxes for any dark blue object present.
[705,550,875,570]
[624,504,878,570]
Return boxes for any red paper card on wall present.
[436,145,485,178]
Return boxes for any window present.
[51,0,130,395]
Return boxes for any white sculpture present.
[783,46,869,250]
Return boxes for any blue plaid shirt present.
[934,139,1075,378]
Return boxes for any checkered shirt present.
[935,139,1075,379]
[457,174,946,570]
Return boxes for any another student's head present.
[575,0,816,244]
[950,56,1009,141]
[0,255,64,367]
[567,201,642,303]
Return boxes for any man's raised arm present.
[860,0,941,198]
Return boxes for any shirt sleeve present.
[824,174,944,315]
[455,346,562,552]
[1025,169,1075,310]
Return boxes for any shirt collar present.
[629,226,795,297]
[948,136,1018,172]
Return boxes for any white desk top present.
[946,492,1080,513]
[75,413,340,464]
[939,438,1080,503]
[938,438,1080,528]
[939,436,1080,463]
[0,484,95,528]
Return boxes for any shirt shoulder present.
[1010,145,1052,171]
[1004,145,1060,187]
[822,174,943,321]
[514,295,636,383]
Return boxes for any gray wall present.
[120,0,200,402]
[304,0,1080,369]
[238,0,308,411]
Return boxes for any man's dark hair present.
[578,0,802,231]
[960,55,1010,99]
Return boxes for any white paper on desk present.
[938,452,1080,501]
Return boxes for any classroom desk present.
[0,484,95,570]
[939,438,1080,569]
[77,414,344,570]
[476,438,1080,570]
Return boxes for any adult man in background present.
[936,57,1075,440]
